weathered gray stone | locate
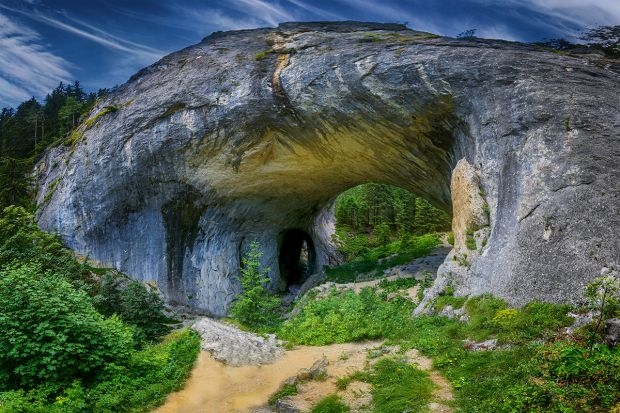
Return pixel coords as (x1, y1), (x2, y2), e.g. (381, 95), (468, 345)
(192, 317), (283, 366)
(275, 397), (300, 413)
(604, 318), (620, 346)
(35, 22), (620, 315)
(296, 357), (328, 381)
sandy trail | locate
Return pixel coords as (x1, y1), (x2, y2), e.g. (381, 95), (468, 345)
(154, 341), (454, 413)
(153, 342), (380, 413)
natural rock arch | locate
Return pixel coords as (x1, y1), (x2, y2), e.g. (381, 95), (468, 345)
(36, 22), (620, 316)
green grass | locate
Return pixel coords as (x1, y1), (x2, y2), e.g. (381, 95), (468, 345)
(367, 358), (434, 413)
(268, 383), (298, 406)
(336, 357), (435, 413)
(278, 287), (416, 345)
(465, 231), (477, 250)
(310, 394), (349, 413)
(254, 49), (273, 60)
(377, 276), (418, 292)
(279, 284), (620, 412)
(326, 233), (440, 283)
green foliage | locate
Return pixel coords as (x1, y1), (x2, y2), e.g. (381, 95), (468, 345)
(279, 287), (416, 345)
(0, 157), (32, 209)
(465, 230), (476, 250)
(229, 241), (281, 328)
(326, 233), (440, 283)
(447, 231), (455, 245)
(334, 183), (450, 240)
(254, 49), (274, 60)
(93, 274), (175, 344)
(279, 280), (610, 412)
(0, 206), (198, 411)
(373, 222), (391, 246)
(0, 329), (200, 413)
(585, 273), (620, 355)
(268, 383), (298, 405)
(0, 206), (84, 283)
(586, 274), (620, 318)
(412, 198), (451, 235)
(83, 105), (118, 129)
(310, 394), (350, 413)
(377, 276), (418, 292)
(1, 206), (174, 344)
(367, 358), (434, 413)
(0, 81), (110, 210)
(0, 263), (134, 390)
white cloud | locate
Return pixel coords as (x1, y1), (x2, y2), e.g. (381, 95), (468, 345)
(284, 0), (345, 20)
(468, 0), (620, 40)
(0, 4), (165, 62)
(231, 0), (295, 26)
(525, 0), (620, 25)
(476, 25), (520, 41)
(0, 13), (72, 108)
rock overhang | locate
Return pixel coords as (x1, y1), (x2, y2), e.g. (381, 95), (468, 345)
(35, 21), (620, 315)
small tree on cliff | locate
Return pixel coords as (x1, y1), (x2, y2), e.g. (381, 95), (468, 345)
(230, 241), (281, 328)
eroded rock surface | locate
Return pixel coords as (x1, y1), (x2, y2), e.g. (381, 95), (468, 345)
(192, 318), (283, 366)
(36, 21), (620, 314)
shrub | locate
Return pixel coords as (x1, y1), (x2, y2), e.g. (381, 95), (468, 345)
(0, 206), (83, 282)
(93, 273), (174, 344)
(279, 288), (416, 345)
(0, 263), (134, 390)
(229, 241), (281, 328)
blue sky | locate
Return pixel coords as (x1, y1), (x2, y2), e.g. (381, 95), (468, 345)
(1, 0), (619, 108)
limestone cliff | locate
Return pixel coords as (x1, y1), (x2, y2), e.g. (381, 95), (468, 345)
(35, 22), (620, 316)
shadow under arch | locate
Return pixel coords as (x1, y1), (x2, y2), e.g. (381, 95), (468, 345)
(278, 229), (316, 290)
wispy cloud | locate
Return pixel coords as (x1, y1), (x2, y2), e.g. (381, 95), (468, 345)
(467, 0), (620, 40)
(173, 0), (343, 35)
(231, 0), (295, 26)
(284, 0), (344, 20)
(0, 13), (72, 108)
(0, 3), (165, 62)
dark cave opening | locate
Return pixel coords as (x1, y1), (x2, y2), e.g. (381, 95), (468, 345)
(279, 229), (316, 290)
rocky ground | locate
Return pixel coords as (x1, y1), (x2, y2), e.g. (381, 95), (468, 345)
(264, 344), (454, 413)
(192, 318), (284, 366)
(172, 247), (455, 412)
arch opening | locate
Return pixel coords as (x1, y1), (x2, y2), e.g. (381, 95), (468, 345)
(279, 229), (316, 290)
(334, 182), (451, 241)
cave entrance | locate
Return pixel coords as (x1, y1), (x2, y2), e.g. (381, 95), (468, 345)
(279, 229), (316, 290)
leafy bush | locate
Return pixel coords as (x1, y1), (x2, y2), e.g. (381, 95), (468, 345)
(1, 206), (175, 344)
(94, 273), (174, 344)
(0, 206), (200, 411)
(0, 206), (83, 283)
(0, 263), (134, 390)
(279, 288), (416, 345)
(0, 329), (200, 413)
(229, 241), (281, 328)
(310, 394), (349, 413)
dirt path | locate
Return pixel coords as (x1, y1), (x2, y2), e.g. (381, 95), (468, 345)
(152, 342), (380, 413)
(155, 245), (455, 412)
(153, 341), (454, 413)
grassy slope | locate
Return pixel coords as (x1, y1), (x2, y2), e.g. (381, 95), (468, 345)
(277, 239), (620, 413)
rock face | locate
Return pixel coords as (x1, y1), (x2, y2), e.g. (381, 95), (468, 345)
(192, 318), (283, 365)
(35, 22), (620, 315)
